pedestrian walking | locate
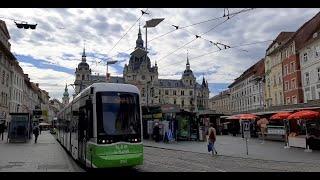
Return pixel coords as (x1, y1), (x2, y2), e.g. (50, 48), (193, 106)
(153, 123), (160, 142)
(257, 118), (269, 144)
(39, 125), (42, 134)
(33, 125), (40, 143)
(0, 122), (4, 141)
(207, 123), (217, 156)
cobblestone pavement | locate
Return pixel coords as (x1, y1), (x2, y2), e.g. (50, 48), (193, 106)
(143, 135), (320, 163)
(0, 131), (83, 172)
(136, 146), (320, 172)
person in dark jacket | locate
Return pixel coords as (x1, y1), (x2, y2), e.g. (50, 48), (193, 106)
(33, 125), (40, 143)
(0, 122), (4, 141)
(153, 123), (160, 142)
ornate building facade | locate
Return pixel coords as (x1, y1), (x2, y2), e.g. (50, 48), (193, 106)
(73, 27), (210, 112)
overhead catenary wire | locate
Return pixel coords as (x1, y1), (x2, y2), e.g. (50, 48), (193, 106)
(159, 39), (273, 73)
(156, 9), (250, 63)
(105, 8), (149, 60)
(148, 8), (254, 43)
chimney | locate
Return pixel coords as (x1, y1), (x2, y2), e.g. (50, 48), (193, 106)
(36, 83), (39, 87)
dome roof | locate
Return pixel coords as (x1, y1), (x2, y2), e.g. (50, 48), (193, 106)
(63, 90), (69, 97)
(78, 61), (89, 69)
(183, 69), (194, 77)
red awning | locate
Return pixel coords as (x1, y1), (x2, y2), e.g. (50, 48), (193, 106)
(227, 114), (258, 120)
(287, 110), (319, 120)
(270, 112), (292, 120)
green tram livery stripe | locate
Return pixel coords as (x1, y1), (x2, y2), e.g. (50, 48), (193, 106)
(86, 142), (143, 168)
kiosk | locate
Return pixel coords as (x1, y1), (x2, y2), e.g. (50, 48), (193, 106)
(8, 113), (31, 143)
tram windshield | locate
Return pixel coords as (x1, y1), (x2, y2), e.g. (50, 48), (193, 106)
(97, 92), (141, 136)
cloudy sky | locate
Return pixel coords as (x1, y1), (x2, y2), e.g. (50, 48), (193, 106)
(1, 8), (319, 102)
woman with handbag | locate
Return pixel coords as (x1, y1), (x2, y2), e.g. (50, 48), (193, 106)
(207, 123), (218, 156)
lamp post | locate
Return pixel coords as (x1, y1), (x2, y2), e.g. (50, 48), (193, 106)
(142, 18), (164, 112)
(143, 18), (164, 54)
(106, 60), (118, 82)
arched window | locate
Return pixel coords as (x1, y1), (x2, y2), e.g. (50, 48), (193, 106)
(82, 75), (85, 80)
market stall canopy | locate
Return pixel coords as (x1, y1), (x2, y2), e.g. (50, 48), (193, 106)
(227, 114), (258, 120)
(270, 112), (292, 120)
(39, 122), (50, 126)
(287, 110), (319, 120)
(257, 118), (269, 126)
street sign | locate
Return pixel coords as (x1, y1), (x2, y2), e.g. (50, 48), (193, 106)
(242, 120), (251, 155)
(243, 121), (251, 138)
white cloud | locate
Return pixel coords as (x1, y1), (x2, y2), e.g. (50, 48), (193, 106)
(2, 8), (320, 97)
(19, 62), (75, 101)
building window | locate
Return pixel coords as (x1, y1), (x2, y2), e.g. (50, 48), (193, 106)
(173, 90), (176, 95)
(292, 96), (297, 104)
(2, 71), (4, 84)
(165, 90), (169, 95)
(82, 75), (85, 80)
(305, 72), (310, 86)
(303, 53), (308, 62)
(141, 75), (145, 80)
(291, 79), (296, 89)
(181, 100), (184, 107)
(159, 90), (161, 95)
(174, 99), (176, 104)
(278, 73), (282, 85)
(316, 46), (320, 57)
(189, 90), (193, 96)
(290, 62), (295, 73)
(285, 81), (289, 91)
(318, 68), (320, 81)
(6, 74), (8, 87)
(286, 97), (291, 104)
(181, 90), (184, 96)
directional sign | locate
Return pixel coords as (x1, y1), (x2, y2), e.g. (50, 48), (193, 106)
(243, 121), (251, 138)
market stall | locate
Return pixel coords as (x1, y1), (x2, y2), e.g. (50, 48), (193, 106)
(228, 114), (258, 138)
(268, 112), (292, 146)
(198, 110), (224, 138)
(287, 110), (319, 152)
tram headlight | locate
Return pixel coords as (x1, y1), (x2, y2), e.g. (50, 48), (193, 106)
(134, 139), (138, 142)
(102, 140), (105, 144)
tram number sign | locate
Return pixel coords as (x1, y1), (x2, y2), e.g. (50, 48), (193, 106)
(243, 121), (250, 138)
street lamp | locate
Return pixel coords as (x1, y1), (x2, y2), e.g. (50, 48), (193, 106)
(143, 18), (165, 54)
(106, 60), (118, 82)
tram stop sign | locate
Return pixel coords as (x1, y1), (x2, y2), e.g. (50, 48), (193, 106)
(243, 121), (251, 138)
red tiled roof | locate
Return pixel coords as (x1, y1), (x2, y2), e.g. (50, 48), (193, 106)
(293, 12), (320, 51)
(266, 32), (295, 52)
(228, 58), (265, 88)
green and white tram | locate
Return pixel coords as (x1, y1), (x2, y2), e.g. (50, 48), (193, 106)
(56, 83), (143, 168)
